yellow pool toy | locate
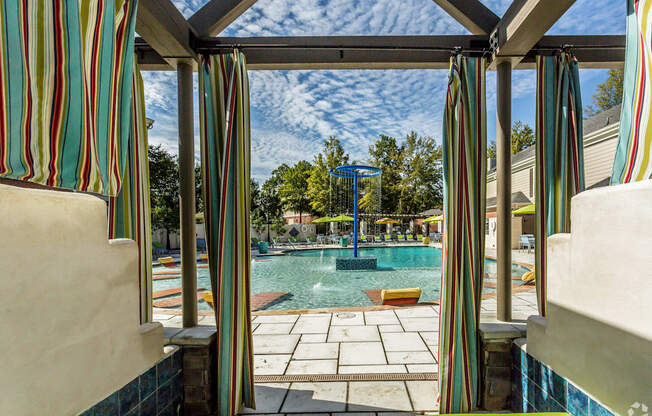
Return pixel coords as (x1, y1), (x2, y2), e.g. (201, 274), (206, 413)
(521, 268), (535, 283)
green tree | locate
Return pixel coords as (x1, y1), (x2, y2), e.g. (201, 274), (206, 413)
(307, 137), (350, 216)
(261, 163), (289, 219)
(278, 160), (312, 223)
(585, 68), (624, 117)
(487, 121), (536, 158)
(148, 145), (179, 249)
(400, 132), (443, 213)
(368, 135), (405, 213)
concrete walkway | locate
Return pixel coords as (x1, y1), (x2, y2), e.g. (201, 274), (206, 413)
(156, 288), (538, 414)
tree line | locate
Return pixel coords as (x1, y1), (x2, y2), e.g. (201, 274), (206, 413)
(249, 132), (444, 232)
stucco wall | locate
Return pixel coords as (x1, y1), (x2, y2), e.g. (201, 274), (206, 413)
(0, 185), (164, 415)
(527, 180), (652, 414)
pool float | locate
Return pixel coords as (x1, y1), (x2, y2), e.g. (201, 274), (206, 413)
(521, 268), (535, 283)
(381, 288), (422, 305)
(157, 256), (177, 268)
(202, 291), (214, 309)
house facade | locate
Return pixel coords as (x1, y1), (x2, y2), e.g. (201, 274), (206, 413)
(486, 106), (621, 248)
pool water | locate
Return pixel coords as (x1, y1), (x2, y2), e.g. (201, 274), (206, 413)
(153, 246), (531, 311)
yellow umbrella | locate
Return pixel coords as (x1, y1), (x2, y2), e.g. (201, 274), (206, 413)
(331, 214), (354, 222)
(312, 216), (332, 223)
(423, 215), (443, 223)
(512, 204), (535, 215)
(375, 217), (399, 224)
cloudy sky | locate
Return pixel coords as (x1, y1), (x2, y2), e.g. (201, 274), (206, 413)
(142, 0), (625, 182)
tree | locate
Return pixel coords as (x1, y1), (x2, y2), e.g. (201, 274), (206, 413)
(487, 121), (536, 158)
(307, 137), (350, 216)
(400, 132), (443, 213)
(148, 145), (179, 249)
(368, 135), (405, 213)
(278, 160), (312, 223)
(585, 68), (624, 117)
(260, 163), (289, 219)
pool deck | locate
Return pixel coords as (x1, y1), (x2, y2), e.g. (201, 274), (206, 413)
(155, 286), (537, 414)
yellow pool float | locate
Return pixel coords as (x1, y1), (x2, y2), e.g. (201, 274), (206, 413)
(521, 268), (535, 283)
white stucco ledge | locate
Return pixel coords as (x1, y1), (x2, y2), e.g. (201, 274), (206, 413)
(0, 184), (165, 415)
(479, 322), (527, 340)
(167, 325), (218, 346)
(140, 321), (164, 335)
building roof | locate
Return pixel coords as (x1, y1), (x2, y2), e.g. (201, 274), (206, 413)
(486, 191), (532, 210)
(418, 208), (443, 216)
(489, 105), (622, 174)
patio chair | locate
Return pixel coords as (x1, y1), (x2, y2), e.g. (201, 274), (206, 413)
(406, 233), (413, 241)
(520, 234), (533, 253)
(384, 234), (392, 242)
(375, 235), (382, 243)
(416, 234), (424, 242)
(306, 236), (314, 245)
(527, 234), (535, 249)
(360, 235), (367, 243)
(397, 234), (406, 242)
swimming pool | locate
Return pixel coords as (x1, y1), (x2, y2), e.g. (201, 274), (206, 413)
(152, 246), (531, 311)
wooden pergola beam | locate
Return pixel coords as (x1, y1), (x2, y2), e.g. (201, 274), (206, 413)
(432, 0), (500, 35)
(489, 0), (577, 68)
(136, 0), (197, 68)
(188, 0), (258, 37)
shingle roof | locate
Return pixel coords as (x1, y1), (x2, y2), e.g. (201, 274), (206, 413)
(418, 208), (443, 216)
(486, 191), (532, 209)
(488, 105), (622, 174)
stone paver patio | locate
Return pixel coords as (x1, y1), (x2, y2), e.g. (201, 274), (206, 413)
(156, 288), (538, 414)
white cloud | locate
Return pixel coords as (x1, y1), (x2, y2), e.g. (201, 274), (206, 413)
(142, 0), (624, 179)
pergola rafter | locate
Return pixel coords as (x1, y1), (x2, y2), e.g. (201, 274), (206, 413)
(189, 0), (259, 37)
(488, 0), (577, 68)
(135, 0), (196, 68)
(431, 0), (500, 35)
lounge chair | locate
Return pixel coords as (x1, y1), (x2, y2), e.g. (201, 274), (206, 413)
(397, 234), (406, 242)
(384, 234), (392, 242)
(416, 234), (423, 242)
(306, 236), (314, 245)
(360, 235), (367, 243)
(375, 235), (382, 243)
(406, 234), (413, 241)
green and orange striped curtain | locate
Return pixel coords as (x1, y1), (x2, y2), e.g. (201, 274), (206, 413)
(439, 55), (487, 413)
(199, 51), (255, 416)
(535, 53), (585, 317)
(0, 0), (138, 196)
(108, 59), (152, 324)
(611, 0), (652, 184)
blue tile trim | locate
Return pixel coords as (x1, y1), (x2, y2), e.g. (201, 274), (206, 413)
(510, 341), (614, 416)
(77, 348), (183, 416)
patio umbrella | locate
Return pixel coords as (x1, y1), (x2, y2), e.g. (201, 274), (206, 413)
(375, 217), (398, 224)
(512, 204), (535, 215)
(331, 214), (354, 222)
(423, 215), (443, 222)
(312, 216), (332, 223)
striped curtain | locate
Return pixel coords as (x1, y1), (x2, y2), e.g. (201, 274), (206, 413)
(0, 0), (138, 196)
(199, 51), (255, 416)
(108, 59), (152, 324)
(438, 55), (487, 413)
(535, 53), (585, 317)
(611, 0), (652, 184)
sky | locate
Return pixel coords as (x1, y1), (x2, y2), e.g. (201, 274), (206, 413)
(142, 0), (626, 182)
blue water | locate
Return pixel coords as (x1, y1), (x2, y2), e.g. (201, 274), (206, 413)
(153, 246), (531, 311)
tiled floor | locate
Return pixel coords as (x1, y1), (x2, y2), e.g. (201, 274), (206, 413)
(156, 288), (539, 414)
